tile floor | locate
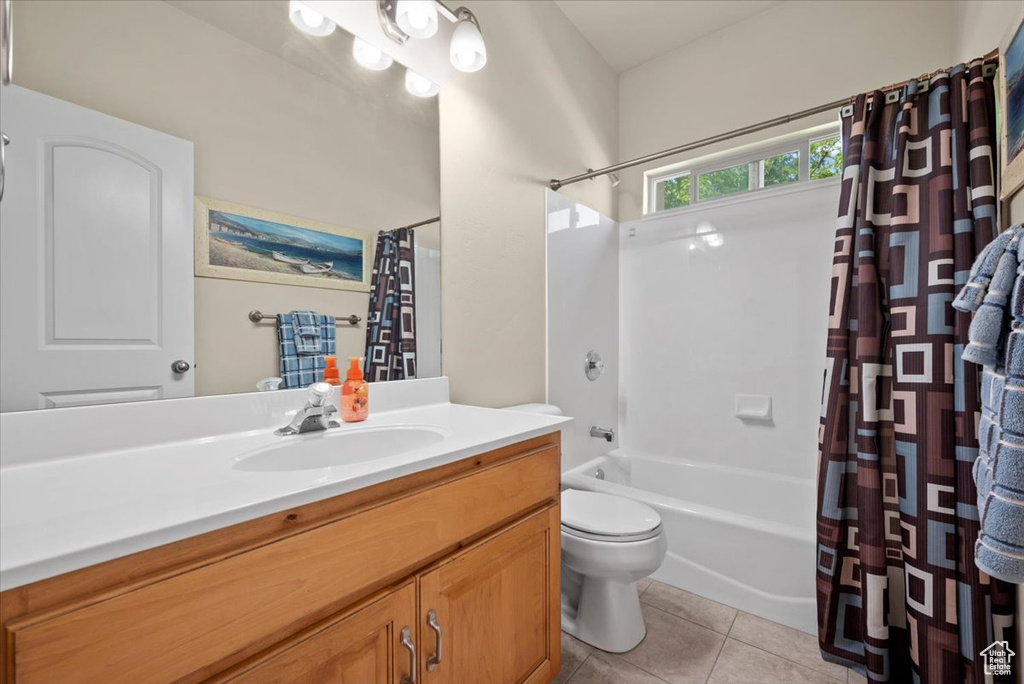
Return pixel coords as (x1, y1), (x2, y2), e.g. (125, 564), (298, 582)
(553, 579), (864, 684)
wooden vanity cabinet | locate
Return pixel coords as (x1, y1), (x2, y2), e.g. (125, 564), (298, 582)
(418, 507), (559, 684)
(0, 432), (562, 684)
(220, 581), (418, 684)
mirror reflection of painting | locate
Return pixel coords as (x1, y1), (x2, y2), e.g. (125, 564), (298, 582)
(208, 210), (364, 284)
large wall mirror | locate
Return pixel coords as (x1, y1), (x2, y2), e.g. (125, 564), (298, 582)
(0, 0), (441, 411)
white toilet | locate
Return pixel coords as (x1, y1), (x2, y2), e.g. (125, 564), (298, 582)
(501, 403), (668, 653)
(560, 489), (667, 652)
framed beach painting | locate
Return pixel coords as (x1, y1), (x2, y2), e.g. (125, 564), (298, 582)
(1001, 9), (1024, 199)
(194, 197), (372, 292)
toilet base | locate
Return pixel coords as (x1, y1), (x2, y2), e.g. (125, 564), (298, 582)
(561, 576), (646, 653)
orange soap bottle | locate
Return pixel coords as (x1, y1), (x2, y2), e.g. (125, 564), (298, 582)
(340, 357), (368, 423)
(322, 356), (340, 386)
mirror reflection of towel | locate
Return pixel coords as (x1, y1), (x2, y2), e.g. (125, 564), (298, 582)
(276, 312), (337, 389)
(290, 311), (322, 355)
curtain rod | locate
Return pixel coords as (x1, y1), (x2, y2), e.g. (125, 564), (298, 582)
(549, 50), (1000, 191)
(398, 216), (441, 230)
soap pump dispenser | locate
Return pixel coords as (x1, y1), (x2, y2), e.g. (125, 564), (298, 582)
(322, 356), (340, 386)
(341, 357), (368, 423)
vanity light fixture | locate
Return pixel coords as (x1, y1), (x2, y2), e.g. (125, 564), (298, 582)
(352, 37), (394, 71)
(377, 1), (488, 75)
(288, 0), (336, 37)
(395, 0), (439, 40)
(404, 68), (440, 97)
(449, 7), (486, 72)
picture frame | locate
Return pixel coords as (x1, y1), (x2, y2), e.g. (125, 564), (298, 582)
(1000, 8), (1024, 200)
(194, 196), (372, 293)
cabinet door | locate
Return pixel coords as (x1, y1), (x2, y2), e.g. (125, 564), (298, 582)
(418, 506), (560, 684)
(223, 581), (417, 684)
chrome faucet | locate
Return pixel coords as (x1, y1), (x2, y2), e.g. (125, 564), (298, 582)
(590, 426), (615, 442)
(276, 382), (340, 436)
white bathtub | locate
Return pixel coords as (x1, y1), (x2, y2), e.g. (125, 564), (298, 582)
(561, 450), (817, 634)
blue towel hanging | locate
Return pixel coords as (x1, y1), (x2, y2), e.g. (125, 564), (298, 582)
(277, 311), (337, 389)
(954, 225), (1024, 584)
(290, 310), (322, 355)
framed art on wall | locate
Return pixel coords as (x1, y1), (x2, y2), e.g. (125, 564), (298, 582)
(1000, 9), (1024, 199)
(194, 197), (372, 292)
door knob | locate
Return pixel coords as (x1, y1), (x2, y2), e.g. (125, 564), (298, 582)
(171, 360), (191, 374)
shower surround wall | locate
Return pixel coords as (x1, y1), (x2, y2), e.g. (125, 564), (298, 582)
(620, 182), (839, 481)
(546, 190), (619, 473)
(545, 180), (840, 631)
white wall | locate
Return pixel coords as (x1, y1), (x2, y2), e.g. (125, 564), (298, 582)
(620, 183), (838, 480)
(439, 0), (618, 408)
(546, 191), (619, 472)
(953, 0), (1022, 63)
(617, 1), (961, 221)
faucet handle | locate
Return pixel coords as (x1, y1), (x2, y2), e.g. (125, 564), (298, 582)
(306, 382), (333, 407)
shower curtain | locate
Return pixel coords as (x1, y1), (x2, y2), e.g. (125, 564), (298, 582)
(816, 60), (1016, 683)
(364, 228), (417, 382)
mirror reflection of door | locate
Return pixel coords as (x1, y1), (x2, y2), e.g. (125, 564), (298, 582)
(0, 86), (195, 412)
(0, 0), (441, 411)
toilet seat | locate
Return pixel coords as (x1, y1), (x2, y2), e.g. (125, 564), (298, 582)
(560, 523), (663, 543)
(561, 489), (662, 543)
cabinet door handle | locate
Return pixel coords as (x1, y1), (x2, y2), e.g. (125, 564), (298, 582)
(426, 609), (443, 672)
(400, 626), (416, 684)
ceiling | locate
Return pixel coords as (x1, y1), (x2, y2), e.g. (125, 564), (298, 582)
(554, 0), (783, 73)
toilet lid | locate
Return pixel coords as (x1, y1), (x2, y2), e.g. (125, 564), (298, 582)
(561, 489), (661, 539)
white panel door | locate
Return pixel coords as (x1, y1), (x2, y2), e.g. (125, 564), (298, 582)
(0, 85), (194, 411)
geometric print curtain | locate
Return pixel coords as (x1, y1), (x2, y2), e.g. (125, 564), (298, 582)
(363, 228), (417, 382)
(816, 60), (1016, 683)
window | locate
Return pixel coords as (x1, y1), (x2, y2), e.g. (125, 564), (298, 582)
(698, 163), (749, 201)
(654, 174), (692, 211)
(646, 126), (843, 214)
(760, 150), (799, 187)
(809, 135), (842, 181)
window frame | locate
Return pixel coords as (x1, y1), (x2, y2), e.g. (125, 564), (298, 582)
(646, 124), (841, 215)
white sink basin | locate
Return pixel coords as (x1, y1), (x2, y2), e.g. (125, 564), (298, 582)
(234, 425), (449, 472)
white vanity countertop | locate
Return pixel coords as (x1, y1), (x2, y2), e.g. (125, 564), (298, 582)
(0, 380), (569, 591)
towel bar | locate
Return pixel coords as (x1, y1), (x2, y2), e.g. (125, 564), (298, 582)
(248, 310), (361, 326)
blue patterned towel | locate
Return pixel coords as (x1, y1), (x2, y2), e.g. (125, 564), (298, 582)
(277, 311), (336, 389)
(954, 225), (1024, 584)
(290, 310), (322, 354)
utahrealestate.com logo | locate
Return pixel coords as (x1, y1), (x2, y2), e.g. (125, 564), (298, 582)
(980, 641), (1015, 676)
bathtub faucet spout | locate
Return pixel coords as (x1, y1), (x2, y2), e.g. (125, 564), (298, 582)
(590, 426), (615, 442)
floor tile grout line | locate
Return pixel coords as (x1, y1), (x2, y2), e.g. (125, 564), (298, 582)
(564, 587), (847, 684)
(641, 601), (736, 637)
(725, 609), (739, 635)
(704, 631), (730, 684)
(605, 651), (674, 684)
(724, 634), (848, 682)
(561, 650), (592, 684)
(640, 581), (736, 617)
(727, 611), (849, 680)
(611, 603), (728, 684)
(639, 583), (738, 636)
